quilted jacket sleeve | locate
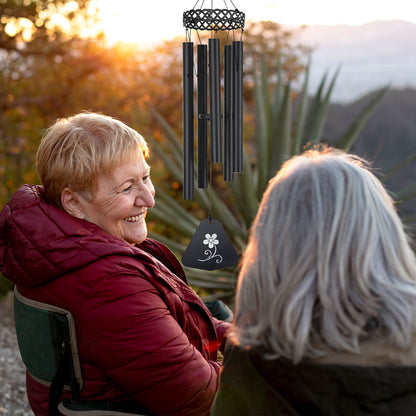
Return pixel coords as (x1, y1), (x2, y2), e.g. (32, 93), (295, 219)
(82, 269), (221, 416)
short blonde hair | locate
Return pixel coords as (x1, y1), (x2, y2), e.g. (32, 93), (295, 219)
(232, 147), (416, 363)
(36, 112), (148, 207)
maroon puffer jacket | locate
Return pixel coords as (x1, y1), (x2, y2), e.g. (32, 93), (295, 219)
(0, 185), (230, 416)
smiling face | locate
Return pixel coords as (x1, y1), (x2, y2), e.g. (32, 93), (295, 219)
(74, 154), (155, 245)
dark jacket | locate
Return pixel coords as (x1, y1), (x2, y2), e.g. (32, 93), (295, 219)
(211, 343), (416, 416)
(0, 184), (230, 416)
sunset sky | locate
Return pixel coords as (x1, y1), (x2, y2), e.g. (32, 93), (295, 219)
(97, 0), (416, 45)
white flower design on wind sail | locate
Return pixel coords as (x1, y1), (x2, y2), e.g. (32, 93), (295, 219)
(198, 233), (223, 264)
(203, 233), (219, 249)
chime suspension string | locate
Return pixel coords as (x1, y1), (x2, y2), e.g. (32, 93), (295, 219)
(208, 28), (215, 222)
(193, 0), (202, 9)
(208, 156), (213, 222)
(225, 27), (230, 46)
(194, 36), (199, 78)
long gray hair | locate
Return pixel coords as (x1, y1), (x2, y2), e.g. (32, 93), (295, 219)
(232, 147), (416, 363)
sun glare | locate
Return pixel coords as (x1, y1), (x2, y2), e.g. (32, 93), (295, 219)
(96, 0), (183, 47)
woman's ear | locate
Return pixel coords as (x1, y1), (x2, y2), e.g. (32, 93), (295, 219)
(61, 187), (85, 219)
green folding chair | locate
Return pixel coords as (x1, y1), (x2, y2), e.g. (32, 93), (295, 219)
(13, 287), (148, 416)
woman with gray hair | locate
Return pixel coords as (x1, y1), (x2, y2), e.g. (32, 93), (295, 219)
(211, 147), (416, 416)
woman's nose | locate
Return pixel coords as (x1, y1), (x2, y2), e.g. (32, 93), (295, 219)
(136, 184), (155, 208)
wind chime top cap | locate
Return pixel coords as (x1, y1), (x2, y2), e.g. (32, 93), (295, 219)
(183, 7), (245, 31)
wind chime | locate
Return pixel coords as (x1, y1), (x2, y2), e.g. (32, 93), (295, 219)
(181, 0), (245, 271)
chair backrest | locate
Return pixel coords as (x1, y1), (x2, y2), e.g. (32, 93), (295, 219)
(13, 287), (148, 416)
(13, 286), (83, 394)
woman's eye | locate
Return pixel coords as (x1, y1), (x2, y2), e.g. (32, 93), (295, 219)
(143, 175), (151, 182)
(122, 186), (132, 194)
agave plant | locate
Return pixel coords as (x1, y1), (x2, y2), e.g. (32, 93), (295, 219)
(145, 57), (388, 299)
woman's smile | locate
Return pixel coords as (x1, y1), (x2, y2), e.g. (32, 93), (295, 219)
(74, 155), (155, 244)
(124, 212), (146, 222)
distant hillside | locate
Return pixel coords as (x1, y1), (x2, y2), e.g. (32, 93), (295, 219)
(324, 87), (416, 221)
(288, 20), (416, 103)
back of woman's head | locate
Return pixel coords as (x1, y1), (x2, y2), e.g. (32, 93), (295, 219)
(36, 112), (148, 207)
(233, 146), (416, 362)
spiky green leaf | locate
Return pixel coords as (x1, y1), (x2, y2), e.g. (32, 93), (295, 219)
(292, 56), (311, 155)
(336, 86), (389, 151)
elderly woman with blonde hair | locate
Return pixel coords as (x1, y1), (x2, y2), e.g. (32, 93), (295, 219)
(0, 112), (230, 416)
(211, 147), (416, 416)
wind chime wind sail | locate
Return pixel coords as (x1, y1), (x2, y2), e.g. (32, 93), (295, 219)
(181, 0), (244, 271)
(182, 0), (245, 200)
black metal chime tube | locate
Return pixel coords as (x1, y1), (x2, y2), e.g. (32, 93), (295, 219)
(232, 40), (244, 172)
(183, 41), (194, 200)
(209, 38), (222, 163)
(224, 44), (234, 181)
(197, 44), (208, 188)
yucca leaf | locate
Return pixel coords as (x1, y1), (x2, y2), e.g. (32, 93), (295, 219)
(336, 86), (389, 151)
(229, 150), (259, 230)
(399, 192), (416, 204)
(201, 290), (236, 302)
(395, 183), (416, 201)
(254, 63), (271, 199)
(403, 213), (416, 225)
(382, 153), (416, 182)
(186, 278), (237, 290)
(148, 104), (183, 158)
(309, 65), (341, 144)
(271, 54), (284, 118)
(261, 58), (271, 123)
(155, 188), (200, 229)
(185, 268), (237, 282)
(303, 69), (328, 143)
(292, 56), (311, 155)
(269, 82), (292, 177)
(185, 268), (238, 290)
(148, 137), (182, 182)
(149, 204), (196, 237)
(147, 231), (188, 254)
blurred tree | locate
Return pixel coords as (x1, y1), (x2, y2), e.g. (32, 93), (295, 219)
(0, 0), (100, 202)
(0, 1), (156, 206)
(243, 20), (310, 82)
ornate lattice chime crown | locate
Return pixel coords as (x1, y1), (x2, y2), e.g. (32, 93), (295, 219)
(182, 0), (245, 200)
(181, 1), (244, 271)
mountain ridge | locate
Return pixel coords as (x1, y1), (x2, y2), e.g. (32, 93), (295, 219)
(286, 20), (416, 103)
